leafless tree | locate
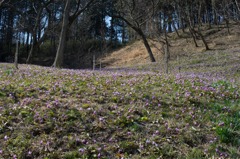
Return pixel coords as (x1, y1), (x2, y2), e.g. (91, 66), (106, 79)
(109, 0), (161, 62)
(26, 0), (53, 63)
(53, 0), (95, 67)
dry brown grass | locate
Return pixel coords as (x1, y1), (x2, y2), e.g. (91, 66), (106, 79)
(101, 23), (240, 68)
(101, 40), (163, 67)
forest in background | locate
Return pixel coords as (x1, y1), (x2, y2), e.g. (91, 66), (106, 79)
(0, 0), (239, 68)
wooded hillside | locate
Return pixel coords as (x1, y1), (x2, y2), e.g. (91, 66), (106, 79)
(0, 0), (239, 68)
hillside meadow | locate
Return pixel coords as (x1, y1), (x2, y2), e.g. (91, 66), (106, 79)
(0, 62), (239, 159)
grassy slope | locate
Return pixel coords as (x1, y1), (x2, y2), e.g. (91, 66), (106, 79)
(0, 23), (240, 159)
(101, 23), (240, 71)
(0, 63), (239, 159)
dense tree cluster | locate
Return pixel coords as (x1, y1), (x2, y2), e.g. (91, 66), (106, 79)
(0, 0), (239, 68)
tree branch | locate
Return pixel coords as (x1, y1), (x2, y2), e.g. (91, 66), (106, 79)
(0, 0), (4, 7)
(69, 0), (95, 26)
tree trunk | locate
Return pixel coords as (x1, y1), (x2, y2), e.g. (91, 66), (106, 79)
(137, 29), (156, 62)
(225, 12), (231, 35)
(164, 28), (170, 74)
(158, 12), (162, 33)
(122, 21), (126, 44)
(189, 28), (198, 47)
(26, 41), (35, 64)
(26, 7), (43, 64)
(168, 24), (172, 33)
(173, 23), (180, 38)
(6, 9), (14, 54)
(186, 10), (200, 47)
(196, 28), (210, 50)
(198, 2), (202, 26)
(53, 0), (70, 68)
(235, 0), (240, 20)
(181, 18), (185, 32)
(14, 41), (19, 69)
(235, 0), (240, 13)
(212, 0), (218, 25)
(0, 0), (5, 7)
(26, 28), (48, 64)
(26, 32), (29, 54)
(110, 17), (114, 44)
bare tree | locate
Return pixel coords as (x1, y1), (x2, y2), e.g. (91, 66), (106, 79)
(151, 2), (172, 73)
(53, 0), (95, 68)
(109, 0), (160, 62)
(178, 1), (210, 50)
(24, 0), (54, 64)
(52, 0), (70, 68)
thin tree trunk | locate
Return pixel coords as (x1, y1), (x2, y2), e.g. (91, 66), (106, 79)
(158, 12), (162, 32)
(122, 21), (126, 44)
(26, 32), (29, 55)
(0, 0), (4, 7)
(187, 10), (199, 47)
(212, 0), (218, 25)
(53, 0), (94, 67)
(53, 0), (70, 68)
(168, 21), (172, 33)
(181, 18), (185, 32)
(200, 33), (210, 50)
(26, 41), (35, 64)
(164, 27), (170, 74)
(110, 17), (114, 44)
(137, 29), (156, 62)
(173, 23), (180, 38)
(14, 41), (19, 69)
(6, 9), (14, 54)
(235, 0), (240, 13)
(196, 28), (210, 50)
(198, 2), (202, 26)
(225, 14), (231, 35)
(189, 28), (198, 47)
(26, 7), (43, 64)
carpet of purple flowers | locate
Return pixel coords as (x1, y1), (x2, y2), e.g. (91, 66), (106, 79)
(0, 62), (239, 158)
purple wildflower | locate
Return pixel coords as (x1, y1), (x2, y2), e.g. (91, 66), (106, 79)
(4, 135), (8, 140)
(218, 122), (225, 127)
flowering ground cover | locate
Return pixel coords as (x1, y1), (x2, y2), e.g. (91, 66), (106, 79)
(0, 63), (239, 159)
